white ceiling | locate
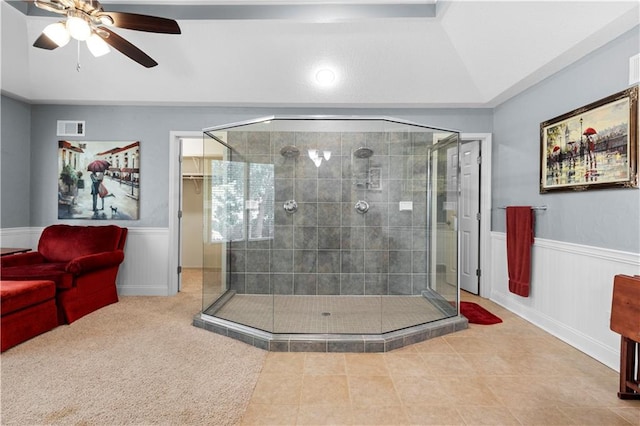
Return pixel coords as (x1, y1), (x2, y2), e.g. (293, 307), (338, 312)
(1, 0), (638, 107)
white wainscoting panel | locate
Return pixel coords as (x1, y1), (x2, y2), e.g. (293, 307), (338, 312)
(118, 228), (171, 296)
(0, 227), (41, 250)
(490, 232), (640, 371)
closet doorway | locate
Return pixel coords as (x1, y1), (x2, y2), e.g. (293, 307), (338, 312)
(180, 138), (205, 292)
(178, 137), (224, 295)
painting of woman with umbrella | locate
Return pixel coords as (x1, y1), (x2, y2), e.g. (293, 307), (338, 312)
(583, 127), (597, 169)
(57, 140), (140, 219)
(88, 160), (115, 213)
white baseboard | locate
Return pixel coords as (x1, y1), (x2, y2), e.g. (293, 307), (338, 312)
(490, 232), (640, 371)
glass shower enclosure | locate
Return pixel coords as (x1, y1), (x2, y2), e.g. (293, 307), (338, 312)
(193, 116), (466, 352)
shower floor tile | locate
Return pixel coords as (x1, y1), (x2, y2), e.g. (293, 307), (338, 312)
(213, 294), (447, 334)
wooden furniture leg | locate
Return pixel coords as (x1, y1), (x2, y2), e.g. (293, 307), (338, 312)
(618, 336), (640, 399)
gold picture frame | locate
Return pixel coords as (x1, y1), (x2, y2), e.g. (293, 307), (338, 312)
(540, 86), (638, 193)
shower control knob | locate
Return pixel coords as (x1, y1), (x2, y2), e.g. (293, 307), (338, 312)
(283, 199), (298, 214)
(354, 200), (369, 214)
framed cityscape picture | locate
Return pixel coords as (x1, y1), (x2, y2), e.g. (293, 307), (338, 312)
(58, 140), (140, 220)
(540, 86), (638, 193)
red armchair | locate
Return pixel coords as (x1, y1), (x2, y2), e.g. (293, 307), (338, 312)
(0, 225), (127, 324)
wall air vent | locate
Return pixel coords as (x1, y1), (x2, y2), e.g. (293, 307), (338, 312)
(57, 120), (85, 137)
(630, 53), (640, 85)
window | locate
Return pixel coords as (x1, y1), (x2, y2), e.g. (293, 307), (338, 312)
(209, 160), (274, 242)
(248, 163), (274, 240)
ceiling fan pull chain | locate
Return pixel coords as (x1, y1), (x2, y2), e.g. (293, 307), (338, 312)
(76, 40), (81, 72)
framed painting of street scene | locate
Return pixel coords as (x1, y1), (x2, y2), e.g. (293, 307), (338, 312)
(58, 140), (140, 220)
(540, 86), (638, 193)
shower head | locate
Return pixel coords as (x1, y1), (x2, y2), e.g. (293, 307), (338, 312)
(353, 147), (374, 159)
(280, 145), (300, 158)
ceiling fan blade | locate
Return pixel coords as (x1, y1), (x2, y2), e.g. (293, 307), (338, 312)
(98, 29), (158, 68)
(100, 12), (181, 34)
(33, 33), (59, 50)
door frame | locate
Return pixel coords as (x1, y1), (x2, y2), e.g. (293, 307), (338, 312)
(460, 133), (492, 299)
(168, 130), (202, 295)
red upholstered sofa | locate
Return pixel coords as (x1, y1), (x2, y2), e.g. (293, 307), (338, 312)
(0, 225), (127, 324)
(1, 280), (58, 352)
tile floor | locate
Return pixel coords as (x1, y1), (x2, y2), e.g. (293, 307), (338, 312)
(240, 293), (640, 425)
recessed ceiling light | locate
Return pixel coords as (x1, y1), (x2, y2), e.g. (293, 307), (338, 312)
(315, 68), (336, 86)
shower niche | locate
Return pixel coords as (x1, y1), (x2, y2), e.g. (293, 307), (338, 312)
(193, 116), (467, 352)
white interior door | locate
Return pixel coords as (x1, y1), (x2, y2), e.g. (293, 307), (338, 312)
(445, 145), (458, 286)
(459, 140), (481, 294)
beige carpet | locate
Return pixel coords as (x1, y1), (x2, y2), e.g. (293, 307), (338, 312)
(0, 273), (267, 425)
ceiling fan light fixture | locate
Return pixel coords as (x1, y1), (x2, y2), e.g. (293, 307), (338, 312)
(66, 15), (92, 41)
(99, 15), (114, 26)
(43, 22), (70, 47)
(86, 33), (110, 57)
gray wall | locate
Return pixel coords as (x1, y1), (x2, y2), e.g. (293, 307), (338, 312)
(224, 129), (440, 298)
(492, 26), (640, 253)
(9, 103), (491, 228)
(1, 96), (31, 228)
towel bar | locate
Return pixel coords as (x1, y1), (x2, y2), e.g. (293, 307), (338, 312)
(498, 206), (547, 210)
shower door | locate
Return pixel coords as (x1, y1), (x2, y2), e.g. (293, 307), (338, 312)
(201, 132), (235, 315)
(428, 134), (459, 303)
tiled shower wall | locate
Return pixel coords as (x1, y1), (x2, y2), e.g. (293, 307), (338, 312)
(226, 130), (431, 296)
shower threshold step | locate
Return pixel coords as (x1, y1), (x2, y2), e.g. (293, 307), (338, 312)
(193, 313), (468, 352)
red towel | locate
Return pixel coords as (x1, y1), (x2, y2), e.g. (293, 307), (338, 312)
(506, 206), (534, 297)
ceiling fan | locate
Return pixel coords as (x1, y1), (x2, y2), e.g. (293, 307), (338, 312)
(28, 0), (181, 68)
